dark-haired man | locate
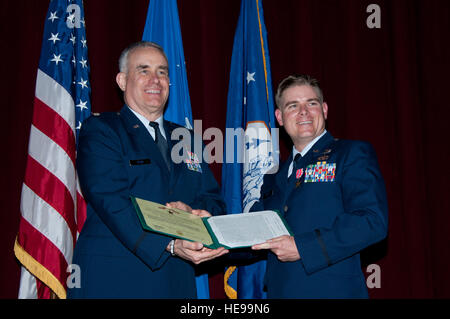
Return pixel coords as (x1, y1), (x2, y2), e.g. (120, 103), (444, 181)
(252, 74), (388, 298)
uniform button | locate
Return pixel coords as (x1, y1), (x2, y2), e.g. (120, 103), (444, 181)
(284, 205), (288, 212)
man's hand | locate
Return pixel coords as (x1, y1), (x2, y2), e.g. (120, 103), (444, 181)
(165, 202), (222, 263)
(166, 201), (193, 212)
(191, 209), (212, 218)
(168, 239), (229, 265)
(252, 235), (300, 262)
(166, 201), (212, 218)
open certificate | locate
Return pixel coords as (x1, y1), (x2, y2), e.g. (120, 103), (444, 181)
(131, 196), (293, 249)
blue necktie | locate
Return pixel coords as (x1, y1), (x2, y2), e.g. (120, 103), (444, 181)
(149, 121), (170, 171)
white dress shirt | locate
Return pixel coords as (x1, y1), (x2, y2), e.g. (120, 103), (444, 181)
(287, 129), (327, 178)
(128, 107), (167, 141)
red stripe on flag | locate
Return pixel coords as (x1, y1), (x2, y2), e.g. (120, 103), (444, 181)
(17, 217), (68, 291)
(32, 97), (76, 165)
(24, 156), (77, 243)
(36, 279), (52, 299)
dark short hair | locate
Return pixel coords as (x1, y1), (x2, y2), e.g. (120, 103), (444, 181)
(118, 41), (168, 73)
(275, 74), (324, 108)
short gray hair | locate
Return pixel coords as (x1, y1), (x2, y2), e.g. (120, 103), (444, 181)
(118, 41), (168, 73)
(275, 74), (324, 108)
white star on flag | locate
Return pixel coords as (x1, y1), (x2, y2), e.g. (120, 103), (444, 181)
(48, 33), (61, 44)
(67, 13), (76, 25)
(79, 58), (88, 68)
(77, 78), (88, 89)
(76, 100), (88, 111)
(50, 54), (63, 65)
(48, 12), (58, 22)
(247, 71), (256, 84)
(70, 34), (76, 45)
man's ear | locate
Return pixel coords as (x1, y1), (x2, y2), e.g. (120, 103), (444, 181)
(322, 102), (328, 120)
(116, 72), (126, 92)
(275, 108), (284, 126)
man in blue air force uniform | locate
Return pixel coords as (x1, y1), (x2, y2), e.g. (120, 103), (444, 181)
(68, 42), (228, 298)
(251, 74), (388, 298)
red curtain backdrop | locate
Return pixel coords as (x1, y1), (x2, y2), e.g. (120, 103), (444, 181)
(1, 0), (449, 298)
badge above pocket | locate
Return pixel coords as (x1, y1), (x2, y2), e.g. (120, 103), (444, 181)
(183, 151), (202, 173)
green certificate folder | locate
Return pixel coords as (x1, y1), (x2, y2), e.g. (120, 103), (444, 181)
(131, 196), (293, 249)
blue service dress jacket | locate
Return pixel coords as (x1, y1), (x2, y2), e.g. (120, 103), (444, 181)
(68, 105), (225, 298)
(253, 131), (388, 298)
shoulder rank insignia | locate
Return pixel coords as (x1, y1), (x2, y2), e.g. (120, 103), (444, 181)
(304, 161), (336, 183)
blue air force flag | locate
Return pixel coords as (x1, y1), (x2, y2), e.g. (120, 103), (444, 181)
(142, 0), (209, 299)
(222, 0), (279, 299)
(142, 0), (193, 129)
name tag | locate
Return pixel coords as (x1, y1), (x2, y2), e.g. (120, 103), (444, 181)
(129, 158), (151, 166)
(183, 151), (202, 173)
(304, 161), (336, 183)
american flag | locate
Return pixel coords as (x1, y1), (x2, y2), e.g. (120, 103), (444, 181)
(14, 0), (91, 299)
